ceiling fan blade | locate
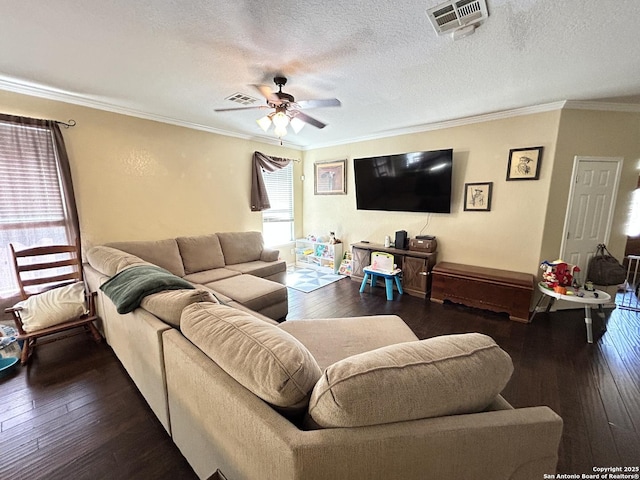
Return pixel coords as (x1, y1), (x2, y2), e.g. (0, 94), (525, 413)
(294, 111), (327, 129)
(296, 98), (341, 109)
(252, 84), (279, 103)
(214, 105), (267, 112)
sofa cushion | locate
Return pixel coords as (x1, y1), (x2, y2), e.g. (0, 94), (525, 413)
(181, 303), (321, 410)
(100, 265), (194, 314)
(307, 333), (513, 428)
(217, 231), (264, 265)
(106, 239), (185, 277)
(140, 288), (218, 328)
(182, 268), (241, 285)
(279, 316), (418, 371)
(260, 248), (280, 262)
(206, 275), (287, 314)
(225, 260), (286, 279)
(176, 234), (226, 274)
(86, 246), (149, 276)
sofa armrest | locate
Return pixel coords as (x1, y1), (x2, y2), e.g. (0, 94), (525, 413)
(260, 248), (280, 262)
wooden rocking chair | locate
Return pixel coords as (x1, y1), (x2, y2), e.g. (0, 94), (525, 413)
(4, 241), (102, 365)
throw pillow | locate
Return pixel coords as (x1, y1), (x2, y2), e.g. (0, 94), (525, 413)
(15, 282), (87, 333)
(181, 302), (321, 410)
(307, 333), (513, 428)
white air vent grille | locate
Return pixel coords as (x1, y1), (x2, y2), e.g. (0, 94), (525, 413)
(225, 93), (259, 105)
(427, 0), (488, 35)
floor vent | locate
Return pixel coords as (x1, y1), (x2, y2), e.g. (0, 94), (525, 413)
(426, 0), (488, 35)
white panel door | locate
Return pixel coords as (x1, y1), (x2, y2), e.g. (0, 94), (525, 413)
(562, 157), (623, 281)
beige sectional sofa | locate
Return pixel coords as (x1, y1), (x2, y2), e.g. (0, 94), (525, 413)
(84, 232), (563, 480)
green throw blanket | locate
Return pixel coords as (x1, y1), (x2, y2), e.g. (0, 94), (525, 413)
(100, 265), (194, 314)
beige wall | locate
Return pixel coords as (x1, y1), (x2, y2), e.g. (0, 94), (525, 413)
(3, 89), (638, 277)
(540, 108), (640, 266)
(0, 90), (302, 260)
(302, 111), (562, 275)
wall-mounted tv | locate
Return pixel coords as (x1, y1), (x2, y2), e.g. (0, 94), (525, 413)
(353, 149), (453, 213)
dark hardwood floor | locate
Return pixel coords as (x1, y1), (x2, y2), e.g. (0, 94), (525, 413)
(1, 277), (639, 479)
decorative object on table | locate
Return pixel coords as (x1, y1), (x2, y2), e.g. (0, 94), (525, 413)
(409, 236), (438, 253)
(506, 146), (543, 181)
(540, 259), (580, 289)
(586, 244), (627, 286)
(463, 182), (493, 211)
(314, 159), (347, 195)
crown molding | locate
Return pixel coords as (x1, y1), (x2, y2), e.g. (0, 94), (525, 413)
(563, 100), (640, 113)
(0, 75), (304, 150)
(304, 102), (568, 150)
(3, 75), (638, 152)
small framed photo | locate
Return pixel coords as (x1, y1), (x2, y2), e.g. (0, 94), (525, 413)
(464, 182), (493, 211)
(314, 159), (347, 195)
(506, 146), (543, 181)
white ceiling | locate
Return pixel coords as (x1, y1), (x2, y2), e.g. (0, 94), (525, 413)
(2, 0), (640, 149)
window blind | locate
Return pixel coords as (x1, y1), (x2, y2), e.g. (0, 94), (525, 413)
(262, 163), (293, 224)
(0, 121), (66, 227)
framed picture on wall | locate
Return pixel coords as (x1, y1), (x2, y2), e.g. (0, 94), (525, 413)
(314, 159), (347, 195)
(464, 182), (493, 211)
(506, 146), (543, 181)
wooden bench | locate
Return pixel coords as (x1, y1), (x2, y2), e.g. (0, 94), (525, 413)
(430, 262), (534, 323)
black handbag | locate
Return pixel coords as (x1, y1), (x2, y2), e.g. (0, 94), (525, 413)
(586, 244), (627, 286)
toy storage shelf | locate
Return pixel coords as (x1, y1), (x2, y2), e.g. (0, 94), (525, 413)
(295, 239), (343, 274)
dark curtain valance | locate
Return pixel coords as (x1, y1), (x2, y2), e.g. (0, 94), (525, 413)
(251, 151), (292, 212)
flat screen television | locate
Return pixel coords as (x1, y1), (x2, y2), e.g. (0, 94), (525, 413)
(353, 149), (453, 213)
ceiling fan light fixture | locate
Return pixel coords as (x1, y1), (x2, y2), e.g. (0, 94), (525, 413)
(273, 125), (288, 139)
(290, 116), (305, 134)
(256, 115), (272, 132)
(272, 111), (290, 129)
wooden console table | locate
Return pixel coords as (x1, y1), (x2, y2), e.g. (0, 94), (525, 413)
(351, 242), (438, 298)
(430, 262), (534, 323)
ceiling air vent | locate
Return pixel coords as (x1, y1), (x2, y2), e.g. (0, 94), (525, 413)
(426, 0), (488, 36)
(225, 93), (259, 106)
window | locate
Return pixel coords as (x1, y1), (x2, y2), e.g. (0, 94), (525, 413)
(262, 162), (294, 245)
(628, 185), (640, 237)
(0, 118), (73, 296)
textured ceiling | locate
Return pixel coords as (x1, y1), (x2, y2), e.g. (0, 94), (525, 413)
(2, 0), (640, 148)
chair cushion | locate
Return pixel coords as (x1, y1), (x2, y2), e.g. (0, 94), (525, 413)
(181, 302), (321, 410)
(100, 265), (194, 314)
(176, 234), (226, 274)
(307, 333), (513, 428)
(15, 282), (87, 333)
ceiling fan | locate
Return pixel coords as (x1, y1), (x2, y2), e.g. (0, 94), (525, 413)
(215, 76), (341, 141)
